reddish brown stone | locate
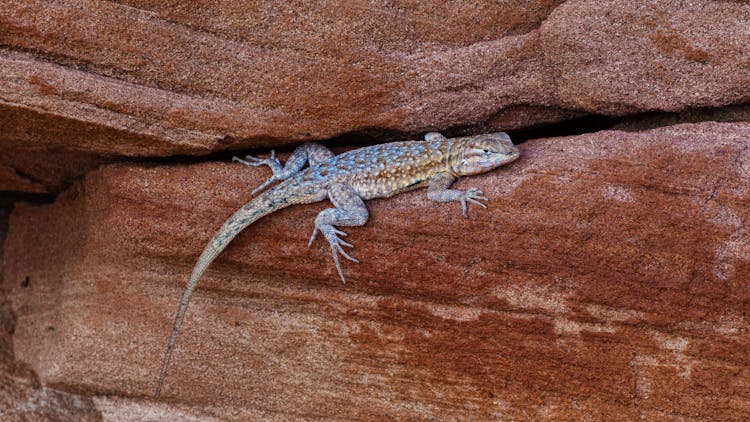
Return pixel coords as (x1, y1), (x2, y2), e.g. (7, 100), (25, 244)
(2, 0), (749, 192)
(0, 164), (46, 194)
(0, 360), (101, 421)
(3, 122), (749, 419)
(0, 248), (100, 420)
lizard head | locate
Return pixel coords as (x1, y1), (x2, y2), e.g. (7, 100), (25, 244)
(450, 132), (520, 177)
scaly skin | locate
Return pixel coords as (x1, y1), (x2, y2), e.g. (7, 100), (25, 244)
(155, 131), (519, 398)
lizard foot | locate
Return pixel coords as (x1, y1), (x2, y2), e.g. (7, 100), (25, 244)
(232, 150), (280, 168)
(232, 151), (283, 195)
(459, 188), (488, 218)
(308, 226), (358, 284)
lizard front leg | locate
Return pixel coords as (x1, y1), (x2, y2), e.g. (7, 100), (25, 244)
(308, 183), (369, 283)
(427, 172), (488, 218)
(233, 143), (335, 195)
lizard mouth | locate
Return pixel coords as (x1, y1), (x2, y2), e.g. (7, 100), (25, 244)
(480, 151), (520, 166)
(468, 154), (519, 174)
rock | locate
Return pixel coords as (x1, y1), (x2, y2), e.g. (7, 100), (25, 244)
(0, 165), (46, 194)
(3, 122), (749, 419)
(0, 201), (100, 421)
(2, 0), (749, 192)
(0, 364), (101, 421)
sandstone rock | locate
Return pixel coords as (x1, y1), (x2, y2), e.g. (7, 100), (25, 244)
(0, 165), (46, 194)
(1, 207), (100, 421)
(0, 363), (101, 422)
(3, 122), (749, 419)
(2, 0), (749, 192)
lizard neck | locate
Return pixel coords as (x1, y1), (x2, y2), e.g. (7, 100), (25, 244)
(444, 138), (464, 178)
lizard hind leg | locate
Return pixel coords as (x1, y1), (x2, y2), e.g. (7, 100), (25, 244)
(233, 142), (335, 195)
(308, 183), (369, 283)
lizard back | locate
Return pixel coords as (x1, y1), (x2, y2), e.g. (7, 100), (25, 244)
(294, 139), (453, 200)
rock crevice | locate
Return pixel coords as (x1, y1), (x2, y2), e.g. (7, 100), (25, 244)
(2, 0), (749, 193)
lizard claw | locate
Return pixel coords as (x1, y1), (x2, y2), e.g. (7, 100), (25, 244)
(309, 225), (358, 283)
(232, 150), (279, 167)
(308, 227), (318, 247)
(234, 151), (283, 195)
(460, 188), (488, 218)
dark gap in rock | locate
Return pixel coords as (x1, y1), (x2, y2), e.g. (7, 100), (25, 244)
(127, 115), (624, 167)
(5, 104), (747, 198)
(321, 115), (623, 148)
(612, 103), (750, 132)
(108, 103), (750, 170)
(13, 170), (46, 187)
(507, 114), (622, 143)
(0, 192), (56, 206)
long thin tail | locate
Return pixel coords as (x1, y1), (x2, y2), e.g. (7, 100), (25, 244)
(155, 188), (293, 398)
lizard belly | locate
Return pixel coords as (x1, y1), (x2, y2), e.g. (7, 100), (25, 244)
(352, 176), (429, 200)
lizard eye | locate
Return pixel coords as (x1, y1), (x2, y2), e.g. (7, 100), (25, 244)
(470, 148), (491, 156)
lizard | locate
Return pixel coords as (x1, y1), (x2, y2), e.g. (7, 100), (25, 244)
(154, 131), (520, 398)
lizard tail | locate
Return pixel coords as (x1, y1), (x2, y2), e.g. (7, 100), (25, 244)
(155, 188), (293, 398)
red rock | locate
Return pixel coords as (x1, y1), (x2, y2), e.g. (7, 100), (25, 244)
(0, 165), (46, 194)
(0, 250), (100, 420)
(0, 361), (100, 421)
(2, 0), (749, 192)
(3, 122), (749, 419)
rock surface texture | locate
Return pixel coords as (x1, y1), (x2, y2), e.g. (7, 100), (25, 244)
(3, 123), (750, 419)
(1, 0), (749, 192)
(1, 0), (750, 420)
